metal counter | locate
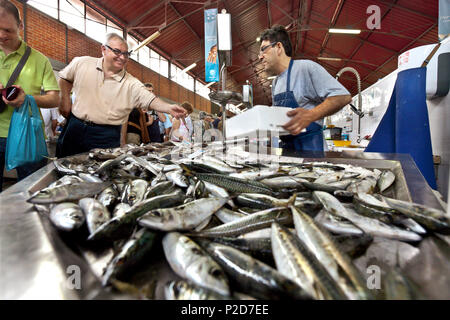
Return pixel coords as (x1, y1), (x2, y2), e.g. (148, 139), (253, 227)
(0, 150), (445, 300)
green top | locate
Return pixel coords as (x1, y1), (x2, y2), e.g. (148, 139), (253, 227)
(0, 40), (60, 137)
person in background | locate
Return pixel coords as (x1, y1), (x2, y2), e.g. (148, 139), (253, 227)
(171, 102), (193, 143)
(58, 33), (186, 157)
(123, 106), (146, 145)
(40, 107), (60, 157)
(0, 0), (60, 192)
(212, 111), (222, 129)
(258, 25), (351, 151)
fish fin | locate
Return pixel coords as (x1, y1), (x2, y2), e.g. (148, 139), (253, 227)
(179, 163), (194, 176)
(286, 193), (298, 207)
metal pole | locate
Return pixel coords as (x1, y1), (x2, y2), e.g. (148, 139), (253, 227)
(221, 62), (227, 141)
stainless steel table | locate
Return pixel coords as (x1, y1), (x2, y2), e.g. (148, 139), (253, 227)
(0, 150), (445, 300)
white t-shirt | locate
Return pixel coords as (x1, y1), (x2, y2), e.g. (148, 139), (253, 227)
(40, 108), (60, 141)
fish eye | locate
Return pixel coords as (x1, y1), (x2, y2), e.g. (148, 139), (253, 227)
(210, 268), (223, 277)
(153, 211), (161, 217)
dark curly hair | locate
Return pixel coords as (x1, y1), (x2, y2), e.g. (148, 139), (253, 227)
(258, 25), (292, 57)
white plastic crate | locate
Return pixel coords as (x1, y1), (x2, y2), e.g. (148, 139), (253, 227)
(225, 105), (305, 139)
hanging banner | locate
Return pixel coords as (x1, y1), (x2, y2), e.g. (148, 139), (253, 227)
(204, 8), (219, 82)
(439, 0), (450, 40)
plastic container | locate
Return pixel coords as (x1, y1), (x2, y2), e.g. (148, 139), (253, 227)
(225, 105), (305, 139)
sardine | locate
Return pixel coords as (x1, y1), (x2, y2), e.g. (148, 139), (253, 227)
(49, 202), (85, 232)
(203, 242), (312, 300)
(102, 229), (157, 286)
(291, 206), (371, 300)
(214, 207), (246, 224)
(271, 222), (348, 300)
(377, 170), (396, 193)
(88, 190), (186, 241)
(27, 181), (113, 204)
(112, 203), (131, 218)
(163, 232), (230, 296)
(79, 198), (111, 235)
(127, 179), (149, 206)
(97, 185), (119, 210)
(192, 207), (292, 238)
(382, 197), (450, 235)
(166, 170), (189, 188)
(138, 197), (228, 231)
(314, 209), (364, 236)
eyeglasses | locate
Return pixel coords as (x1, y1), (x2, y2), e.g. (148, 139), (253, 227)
(104, 45), (131, 58)
(259, 42), (277, 56)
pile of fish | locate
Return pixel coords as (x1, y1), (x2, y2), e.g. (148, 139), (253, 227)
(27, 141), (450, 300)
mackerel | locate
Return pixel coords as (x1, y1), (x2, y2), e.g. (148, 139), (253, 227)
(192, 207), (292, 238)
(163, 232), (230, 296)
(102, 229), (157, 286)
(88, 190), (186, 241)
(27, 181), (113, 204)
(291, 206), (371, 300)
(203, 242), (312, 300)
(138, 197), (228, 231)
(271, 222), (348, 300)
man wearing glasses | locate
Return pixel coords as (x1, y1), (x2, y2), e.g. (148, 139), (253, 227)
(58, 33), (186, 157)
(258, 25), (352, 151)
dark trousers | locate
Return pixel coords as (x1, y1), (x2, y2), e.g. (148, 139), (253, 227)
(57, 114), (121, 158)
(0, 137), (48, 192)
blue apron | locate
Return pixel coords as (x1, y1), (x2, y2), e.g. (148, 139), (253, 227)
(274, 59), (324, 151)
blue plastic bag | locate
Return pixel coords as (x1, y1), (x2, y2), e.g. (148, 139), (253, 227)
(5, 95), (48, 170)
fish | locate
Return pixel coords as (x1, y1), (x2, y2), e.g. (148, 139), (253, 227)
(194, 237), (274, 266)
(47, 175), (84, 189)
(164, 280), (231, 300)
(78, 173), (103, 183)
(112, 203), (131, 218)
(291, 206), (372, 300)
(181, 165), (276, 195)
(314, 209), (364, 236)
(202, 242), (312, 300)
(259, 176), (308, 189)
(97, 185), (119, 210)
(314, 172), (344, 185)
(166, 170), (189, 188)
(102, 229), (157, 286)
(127, 179), (149, 206)
(229, 168), (284, 181)
(235, 193), (296, 210)
(214, 207), (247, 224)
(191, 207), (292, 238)
(382, 197), (450, 235)
(333, 234), (374, 259)
(49, 202), (85, 232)
(377, 170), (396, 193)
(138, 197), (228, 231)
(79, 198), (111, 235)
(162, 232), (230, 296)
(88, 190), (186, 241)
(271, 222), (348, 300)
(346, 176), (377, 194)
(27, 181), (113, 204)
(144, 181), (176, 199)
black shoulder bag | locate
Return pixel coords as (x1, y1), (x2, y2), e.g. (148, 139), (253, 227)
(0, 46), (32, 113)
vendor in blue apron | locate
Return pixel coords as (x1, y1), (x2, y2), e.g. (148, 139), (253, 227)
(258, 25), (352, 151)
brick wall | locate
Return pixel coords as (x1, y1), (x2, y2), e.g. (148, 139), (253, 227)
(10, 0), (211, 113)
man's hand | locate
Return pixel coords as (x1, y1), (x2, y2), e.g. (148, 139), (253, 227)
(283, 108), (316, 135)
(2, 85), (26, 108)
(169, 104), (186, 119)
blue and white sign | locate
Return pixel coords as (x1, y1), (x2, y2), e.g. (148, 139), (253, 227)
(204, 8), (219, 82)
